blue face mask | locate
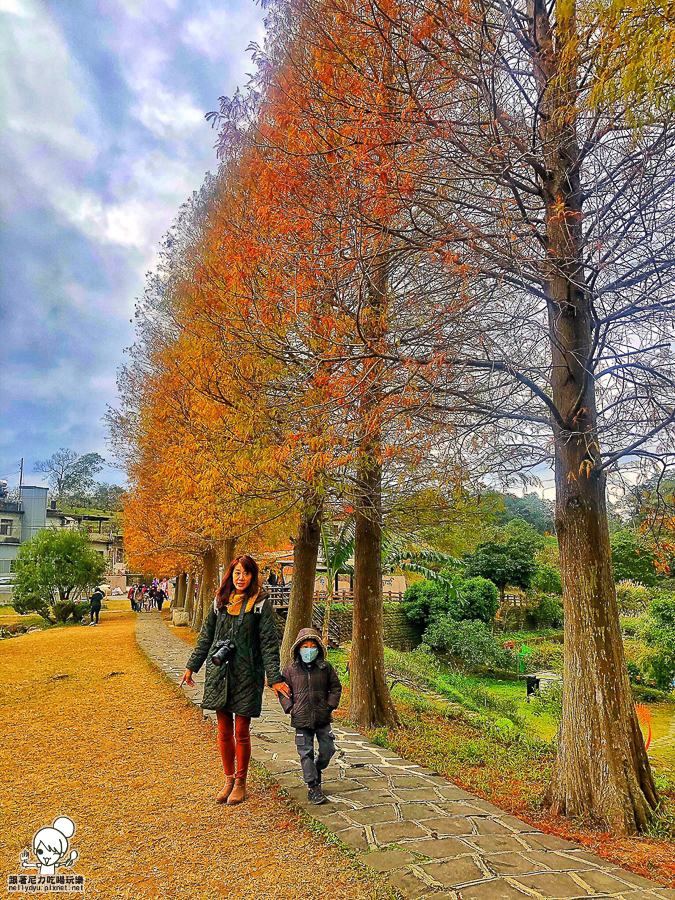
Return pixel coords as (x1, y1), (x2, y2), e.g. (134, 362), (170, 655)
(300, 646), (319, 664)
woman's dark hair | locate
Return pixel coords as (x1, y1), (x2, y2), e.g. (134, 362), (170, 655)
(216, 555), (260, 610)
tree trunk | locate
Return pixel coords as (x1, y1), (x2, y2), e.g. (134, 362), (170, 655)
(222, 538), (237, 573)
(280, 497), (322, 665)
(185, 572), (196, 621)
(349, 255), (398, 729)
(191, 573), (203, 632)
(350, 444), (399, 729)
(174, 572), (187, 609)
(201, 546), (219, 624)
(530, 0), (658, 833)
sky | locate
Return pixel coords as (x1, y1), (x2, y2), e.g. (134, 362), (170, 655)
(0, 0), (265, 489)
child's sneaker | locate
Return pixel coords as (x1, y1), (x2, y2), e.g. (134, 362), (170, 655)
(307, 782), (326, 805)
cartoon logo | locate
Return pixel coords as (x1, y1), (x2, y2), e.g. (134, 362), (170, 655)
(7, 817), (85, 893)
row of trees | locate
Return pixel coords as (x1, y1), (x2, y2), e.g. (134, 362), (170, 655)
(113, 0), (675, 834)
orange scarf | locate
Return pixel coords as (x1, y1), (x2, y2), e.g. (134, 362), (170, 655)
(226, 590), (258, 616)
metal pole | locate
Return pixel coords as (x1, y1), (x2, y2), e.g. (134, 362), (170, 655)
(18, 458), (23, 504)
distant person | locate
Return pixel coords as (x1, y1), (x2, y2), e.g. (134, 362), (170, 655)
(89, 587), (104, 626)
(155, 586), (167, 611)
(134, 585), (144, 612)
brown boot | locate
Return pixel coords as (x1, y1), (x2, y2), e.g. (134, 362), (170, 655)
(226, 775), (247, 806)
(215, 776), (235, 803)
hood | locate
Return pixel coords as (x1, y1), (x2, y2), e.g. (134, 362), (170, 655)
(290, 627), (326, 659)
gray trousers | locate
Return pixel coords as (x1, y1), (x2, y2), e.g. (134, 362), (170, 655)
(295, 724), (336, 785)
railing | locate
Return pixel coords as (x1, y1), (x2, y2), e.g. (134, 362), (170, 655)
(267, 586), (406, 606)
(311, 609), (342, 647)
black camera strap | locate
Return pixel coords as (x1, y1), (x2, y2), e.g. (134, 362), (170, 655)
(217, 594), (250, 635)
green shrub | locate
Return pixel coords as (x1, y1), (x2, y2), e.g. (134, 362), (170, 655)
(650, 595), (675, 629)
(402, 580), (450, 626)
(640, 596), (675, 689)
(533, 564), (562, 595)
(610, 533), (660, 585)
(638, 646), (675, 691)
(454, 577), (499, 624)
(530, 680), (563, 718)
(625, 660), (640, 682)
(528, 594), (564, 628)
(423, 617), (515, 670)
(620, 615), (643, 637)
(71, 602), (90, 623)
(527, 641), (564, 673)
(615, 580), (652, 615)
(52, 601), (76, 624)
(402, 576), (499, 628)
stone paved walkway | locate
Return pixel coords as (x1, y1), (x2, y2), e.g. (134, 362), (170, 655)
(136, 614), (673, 900)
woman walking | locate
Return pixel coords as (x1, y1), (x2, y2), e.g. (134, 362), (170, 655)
(181, 555), (289, 806)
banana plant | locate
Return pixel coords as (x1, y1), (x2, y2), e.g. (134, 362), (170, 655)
(318, 518), (354, 644)
(382, 540), (466, 605)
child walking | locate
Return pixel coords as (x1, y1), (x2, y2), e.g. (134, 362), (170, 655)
(278, 628), (342, 805)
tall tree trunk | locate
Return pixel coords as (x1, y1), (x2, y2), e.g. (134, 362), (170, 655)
(530, 0), (658, 833)
(192, 569), (205, 632)
(174, 572), (187, 609)
(201, 546), (219, 623)
(185, 572), (196, 621)
(349, 255), (398, 729)
(350, 443), (399, 728)
(280, 497), (323, 665)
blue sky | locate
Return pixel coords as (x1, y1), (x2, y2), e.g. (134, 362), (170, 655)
(0, 0), (265, 488)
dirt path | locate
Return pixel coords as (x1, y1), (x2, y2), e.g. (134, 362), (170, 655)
(0, 612), (394, 900)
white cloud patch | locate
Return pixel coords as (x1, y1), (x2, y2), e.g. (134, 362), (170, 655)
(182, 6), (265, 62)
(133, 84), (204, 140)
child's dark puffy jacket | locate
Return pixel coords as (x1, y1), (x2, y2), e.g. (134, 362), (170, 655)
(279, 627), (342, 729)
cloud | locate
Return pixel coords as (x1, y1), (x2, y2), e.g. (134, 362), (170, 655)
(182, 6), (266, 61)
(132, 84), (204, 140)
(0, 0), (265, 486)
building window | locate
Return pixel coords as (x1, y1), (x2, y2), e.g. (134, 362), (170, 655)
(0, 519), (12, 536)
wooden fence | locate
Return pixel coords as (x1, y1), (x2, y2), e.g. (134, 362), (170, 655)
(267, 586), (406, 606)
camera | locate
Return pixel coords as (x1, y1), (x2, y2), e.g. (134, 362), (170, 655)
(211, 639), (236, 667)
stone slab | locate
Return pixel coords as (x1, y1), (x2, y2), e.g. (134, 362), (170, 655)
(404, 837), (472, 859)
(422, 817), (475, 837)
(372, 821), (428, 844)
(486, 852), (551, 876)
(467, 835), (530, 855)
(399, 802), (444, 821)
(511, 872), (594, 898)
(421, 856), (489, 887)
(387, 868), (431, 899)
(357, 848), (417, 873)
(470, 817), (519, 836)
(347, 805), (400, 825)
(459, 880), (535, 900)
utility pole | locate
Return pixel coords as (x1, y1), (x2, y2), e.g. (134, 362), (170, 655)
(18, 458), (23, 505)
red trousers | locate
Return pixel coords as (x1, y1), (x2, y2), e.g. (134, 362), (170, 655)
(216, 710), (251, 779)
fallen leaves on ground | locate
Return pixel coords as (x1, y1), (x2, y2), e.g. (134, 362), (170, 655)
(0, 612), (394, 900)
